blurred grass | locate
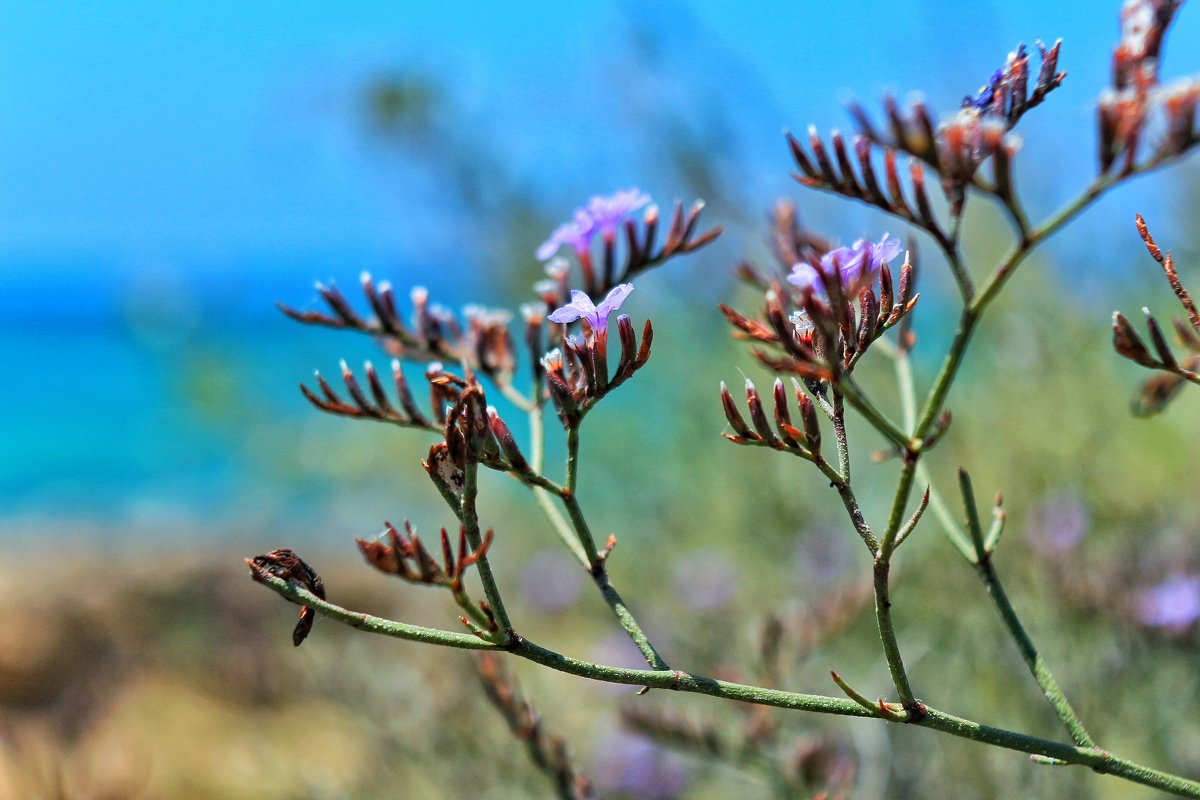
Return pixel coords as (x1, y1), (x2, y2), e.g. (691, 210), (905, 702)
(6, 232), (1200, 798)
(9, 27), (1200, 799)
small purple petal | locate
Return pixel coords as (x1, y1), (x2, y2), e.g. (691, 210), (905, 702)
(548, 285), (633, 335)
(595, 283), (634, 317)
(537, 217), (596, 261)
(538, 189), (650, 261)
(801, 234), (899, 295)
(787, 262), (821, 291)
(1135, 575), (1200, 631)
(587, 188), (651, 234)
(547, 289), (597, 323)
(875, 233), (902, 265)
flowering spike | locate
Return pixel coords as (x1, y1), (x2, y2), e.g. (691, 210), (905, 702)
(830, 130), (860, 197)
(1143, 308), (1177, 368)
(634, 319), (653, 370)
(720, 381), (755, 441)
(786, 130), (816, 177)
(854, 136), (886, 205)
(795, 383), (821, 453)
(808, 125), (839, 186)
(745, 379), (778, 444)
(487, 406), (529, 474)
(1112, 311), (1156, 366)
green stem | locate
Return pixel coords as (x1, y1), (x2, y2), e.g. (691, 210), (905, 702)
(560, 489), (668, 670)
(253, 575), (1200, 799)
(566, 425), (581, 493)
(880, 452), (919, 559)
(831, 390), (851, 481)
(559, 491), (603, 575)
(837, 376), (909, 449)
(872, 558), (918, 709)
(461, 460), (513, 637)
(975, 554), (1096, 748)
(544, 412), (666, 670)
(527, 404), (590, 567)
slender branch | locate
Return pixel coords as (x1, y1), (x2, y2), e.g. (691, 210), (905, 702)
(527, 404), (590, 567)
(831, 389), (851, 481)
(560, 490), (668, 670)
(534, 410), (668, 670)
(837, 376), (910, 449)
(975, 554), (1096, 748)
(462, 460), (513, 638)
(497, 380), (536, 413)
(872, 558), (918, 710)
(566, 426), (582, 494)
(252, 574), (1200, 799)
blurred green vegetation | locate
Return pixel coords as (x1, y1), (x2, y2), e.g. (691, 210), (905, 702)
(9, 29), (1200, 800)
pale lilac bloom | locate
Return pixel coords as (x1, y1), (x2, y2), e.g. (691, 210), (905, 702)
(788, 233), (902, 293)
(537, 189), (650, 260)
(536, 211), (595, 261)
(670, 549), (735, 610)
(519, 549), (582, 612)
(591, 733), (690, 800)
(547, 284), (634, 334)
(1025, 490), (1090, 555)
(1135, 575), (1200, 632)
(586, 188), (651, 234)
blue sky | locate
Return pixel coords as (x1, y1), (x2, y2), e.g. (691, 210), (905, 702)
(3, 0), (1195, 291)
(2, 1), (1198, 529)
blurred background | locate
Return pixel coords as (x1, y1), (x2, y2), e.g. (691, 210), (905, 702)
(3, 1), (1200, 798)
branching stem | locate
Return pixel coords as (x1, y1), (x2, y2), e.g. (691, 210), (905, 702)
(252, 574), (1200, 800)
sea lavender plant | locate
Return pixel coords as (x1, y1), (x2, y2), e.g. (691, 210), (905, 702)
(250, 3), (1200, 797)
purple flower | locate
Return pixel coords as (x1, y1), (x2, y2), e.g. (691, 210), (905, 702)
(536, 211), (595, 261)
(547, 284), (634, 335)
(670, 549), (735, 610)
(1025, 490), (1089, 555)
(1135, 575), (1200, 632)
(788, 234), (901, 293)
(591, 733), (690, 800)
(519, 549), (582, 612)
(537, 189), (651, 260)
(586, 188), (651, 234)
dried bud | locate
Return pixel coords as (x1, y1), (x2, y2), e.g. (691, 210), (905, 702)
(488, 407), (529, 473)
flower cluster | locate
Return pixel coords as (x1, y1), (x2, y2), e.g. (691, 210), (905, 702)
(724, 230), (916, 385)
(1099, 0), (1195, 172)
(961, 41), (1065, 128)
(536, 188), (651, 261)
(788, 234), (901, 295)
(1112, 215), (1200, 414)
(542, 284), (652, 428)
(535, 190), (720, 299)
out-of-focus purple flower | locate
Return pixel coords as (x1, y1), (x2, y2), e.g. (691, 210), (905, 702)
(964, 44), (1028, 112)
(537, 211), (595, 261)
(537, 189), (651, 260)
(788, 234), (901, 293)
(519, 549), (582, 612)
(547, 284), (634, 334)
(670, 549), (735, 610)
(586, 188), (651, 234)
(795, 523), (853, 588)
(1025, 490), (1090, 555)
(1135, 574), (1200, 632)
(591, 733), (690, 800)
